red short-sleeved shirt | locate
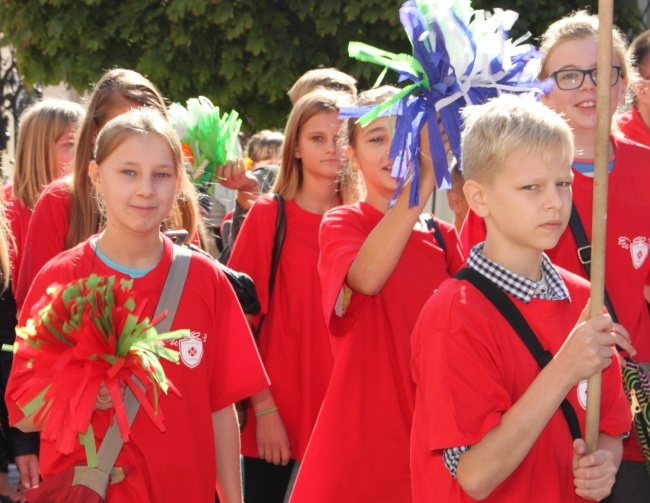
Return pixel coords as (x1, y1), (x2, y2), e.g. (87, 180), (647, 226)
(2, 183), (33, 285)
(290, 202), (464, 503)
(460, 138), (650, 461)
(411, 270), (631, 503)
(7, 236), (269, 502)
(228, 195), (334, 460)
(617, 108), (650, 148)
(14, 178), (72, 308)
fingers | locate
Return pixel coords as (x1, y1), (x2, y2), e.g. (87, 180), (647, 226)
(573, 447), (617, 500)
(280, 443), (291, 466)
(437, 113), (450, 154)
(256, 413), (291, 466)
(96, 380), (126, 410)
(576, 300), (591, 325)
(216, 159), (246, 186)
(15, 454), (39, 491)
(557, 311), (618, 383)
(612, 323), (636, 358)
(28, 456), (39, 488)
(258, 442), (291, 466)
(96, 381), (113, 410)
(419, 122), (431, 164)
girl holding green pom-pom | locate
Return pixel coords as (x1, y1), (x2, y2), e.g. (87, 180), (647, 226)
(7, 108), (269, 503)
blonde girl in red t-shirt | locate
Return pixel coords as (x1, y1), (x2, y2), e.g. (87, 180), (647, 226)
(8, 99), (85, 287)
(228, 89), (357, 502)
(1, 98), (84, 499)
(15, 69), (204, 308)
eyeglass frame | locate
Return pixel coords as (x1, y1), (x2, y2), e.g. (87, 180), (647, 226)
(549, 66), (622, 90)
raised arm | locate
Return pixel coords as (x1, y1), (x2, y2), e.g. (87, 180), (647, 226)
(346, 123), (438, 295)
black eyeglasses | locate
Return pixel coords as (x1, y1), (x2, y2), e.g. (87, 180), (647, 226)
(550, 66), (622, 90)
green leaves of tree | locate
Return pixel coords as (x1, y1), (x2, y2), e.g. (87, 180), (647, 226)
(1, 0), (640, 131)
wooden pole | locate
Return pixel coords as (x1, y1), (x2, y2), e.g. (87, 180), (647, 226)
(585, 0), (614, 454)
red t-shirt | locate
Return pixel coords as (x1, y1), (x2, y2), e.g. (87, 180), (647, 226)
(460, 138), (650, 461)
(411, 270), (631, 503)
(617, 108), (650, 148)
(289, 202), (464, 503)
(7, 236), (269, 503)
(2, 183), (33, 285)
(14, 178), (72, 308)
(228, 195), (334, 460)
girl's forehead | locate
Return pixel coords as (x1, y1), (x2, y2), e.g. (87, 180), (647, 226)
(546, 36), (621, 68)
(304, 110), (341, 126)
(359, 116), (392, 134)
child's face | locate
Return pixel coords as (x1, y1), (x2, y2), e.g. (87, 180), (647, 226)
(53, 125), (76, 177)
(348, 116), (396, 208)
(542, 36), (625, 137)
(295, 111), (343, 182)
(480, 148), (573, 260)
(90, 133), (179, 239)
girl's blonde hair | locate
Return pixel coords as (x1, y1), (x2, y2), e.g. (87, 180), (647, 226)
(13, 99), (85, 209)
(93, 107), (197, 235)
(67, 68), (199, 248)
(338, 85), (402, 204)
(538, 10), (630, 82)
(273, 89), (356, 203)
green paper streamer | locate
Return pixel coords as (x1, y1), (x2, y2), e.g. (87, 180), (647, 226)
(79, 424), (98, 468)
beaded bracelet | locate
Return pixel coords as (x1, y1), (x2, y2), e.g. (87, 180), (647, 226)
(254, 406), (279, 417)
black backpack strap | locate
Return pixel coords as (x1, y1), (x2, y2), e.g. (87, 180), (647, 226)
(419, 213), (446, 254)
(454, 267), (582, 440)
(568, 204), (619, 323)
(254, 194), (286, 339)
(268, 194), (286, 299)
(185, 243), (261, 315)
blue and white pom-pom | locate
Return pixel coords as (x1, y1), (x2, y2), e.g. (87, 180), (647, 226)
(348, 0), (551, 206)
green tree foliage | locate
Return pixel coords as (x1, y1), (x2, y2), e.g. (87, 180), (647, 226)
(0, 0), (641, 131)
(474, 0), (642, 42)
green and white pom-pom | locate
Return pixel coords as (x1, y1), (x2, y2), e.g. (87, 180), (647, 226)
(169, 96), (242, 188)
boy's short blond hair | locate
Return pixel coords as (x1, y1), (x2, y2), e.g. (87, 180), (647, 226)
(461, 95), (574, 183)
(288, 68), (357, 105)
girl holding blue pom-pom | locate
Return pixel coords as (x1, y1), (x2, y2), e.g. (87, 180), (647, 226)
(289, 86), (463, 503)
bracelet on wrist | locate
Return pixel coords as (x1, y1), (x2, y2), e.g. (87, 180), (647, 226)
(254, 406), (279, 417)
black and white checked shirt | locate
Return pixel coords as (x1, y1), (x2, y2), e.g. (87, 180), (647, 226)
(442, 242), (570, 479)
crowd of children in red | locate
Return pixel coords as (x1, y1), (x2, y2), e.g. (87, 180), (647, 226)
(0, 8), (647, 503)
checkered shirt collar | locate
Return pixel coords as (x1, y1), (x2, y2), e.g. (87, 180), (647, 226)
(466, 243), (571, 303)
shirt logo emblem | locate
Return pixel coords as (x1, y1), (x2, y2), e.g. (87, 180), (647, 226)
(179, 332), (204, 368)
(577, 379), (588, 410)
(618, 236), (649, 269)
